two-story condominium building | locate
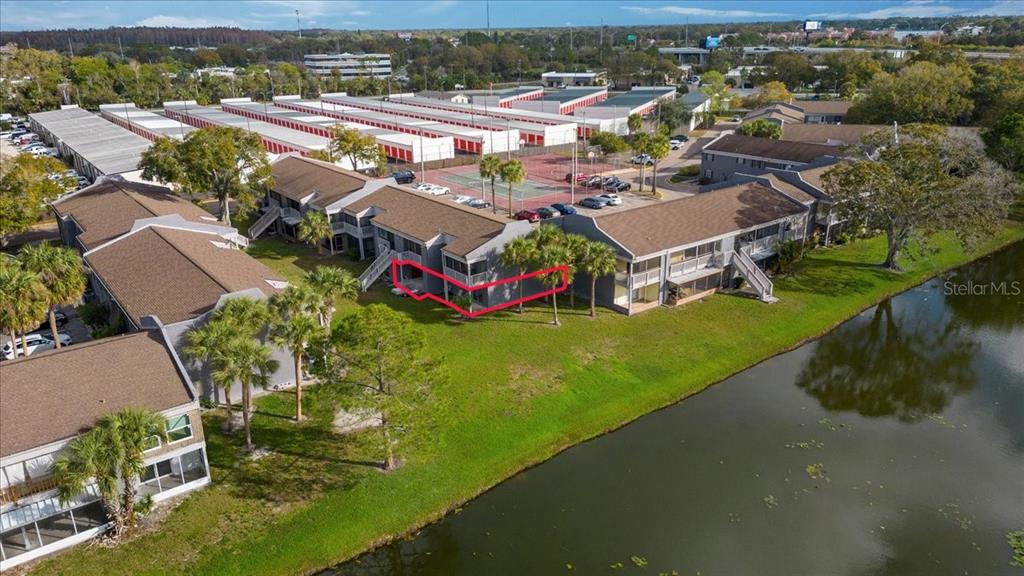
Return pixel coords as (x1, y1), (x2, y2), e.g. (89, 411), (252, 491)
(0, 328), (210, 570)
(743, 100), (854, 125)
(51, 177), (237, 254)
(250, 154), (394, 249)
(304, 53), (392, 78)
(341, 186), (533, 309)
(80, 222), (292, 401)
(561, 182), (809, 314)
(700, 134), (838, 183)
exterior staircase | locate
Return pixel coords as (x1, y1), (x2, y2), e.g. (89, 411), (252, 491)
(247, 206), (280, 239)
(358, 248), (393, 291)
(732, 248), (777, 303)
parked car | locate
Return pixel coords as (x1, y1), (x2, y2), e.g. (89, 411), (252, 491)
(77, 176), (90, 187)
(9, 128), (28, 139)
(393, 170), (416, 184)
(514, 209), (541, 223)
(564, 172), (589, 184)
(34, 310), (68, 332)
(731, 115), (742, 122)
(631, 154), (654, 166)
(468, 198), (491, 209)
(670, 140), (683, 150)
(414, 182), (435, 192)
(670, 134), (689, 142)
(551, 203), (576, 215)
(612, 181), (632, 193)
(579, 196), (610, 209)
(599, 193), (623, 206)
(429, 185), (451, 196)
(21, 142), (46, 151)
(603, 177), (623, 192)
(13, 134), (38, 145)
(2, 332), (73, 360)
(584, 175), (604, 188)
(536, 206), (560, 219)
(451, 194), (475, 204)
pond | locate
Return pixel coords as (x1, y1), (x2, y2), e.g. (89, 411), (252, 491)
(327, 243), (1024, 576)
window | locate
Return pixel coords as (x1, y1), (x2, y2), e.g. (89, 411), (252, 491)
(166, 414), (193, 443)
(444, 256), (467, 274)
(139, 448), (207, 497)
(377, 228), (394, 241)
(469, 260), (488, 276)
(329, 212), (343, 224)
(755, 224), (780, 239)
(342, 213), (358, 226)
(405, 242), (423, 256)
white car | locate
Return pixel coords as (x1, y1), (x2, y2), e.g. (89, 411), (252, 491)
(670, 140), (683, 150)
(426, 185), (450, 196)
(599, 193), (623, 206)
(451, 195), (474, 204)
(414, 182), (435, 192)
(2, 332), (73, 360)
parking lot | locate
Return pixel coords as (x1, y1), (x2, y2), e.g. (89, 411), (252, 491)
(0, 305), (92, 361)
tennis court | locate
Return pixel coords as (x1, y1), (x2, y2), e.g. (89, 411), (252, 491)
(418, 153), (623, 213)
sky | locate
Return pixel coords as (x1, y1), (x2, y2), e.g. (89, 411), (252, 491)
(1, 0), (1022, 32)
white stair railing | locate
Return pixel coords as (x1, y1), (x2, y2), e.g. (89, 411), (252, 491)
(358, 248), (393, 291)
(248, 206), (280, 239)
(732, 249), (774, 301)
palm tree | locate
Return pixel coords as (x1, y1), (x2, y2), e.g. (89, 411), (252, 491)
(498, 159), (526, 218)
(216, 296), (272, 338)
(298, 210), (332, 256)
(270, 286), (323, 421)
(563, 233), (588, 308)
(581, 241), (618, 317)
(631, 132), (651, 193)
(646, 133), (671, 197)
(17, 243), (87, 347)
(215, 336), (278, 450)
(304, 265), (359, 326)
(479, 154), (502, 214)
(500, 236), (537, 314)
(536, 243), (571, 326)
(0, 260), (48, 357)
(185, 319), (240, 429)
(52, 408), (168, 538)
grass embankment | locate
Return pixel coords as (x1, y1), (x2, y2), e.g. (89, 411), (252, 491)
(32, 224), (1024, 576)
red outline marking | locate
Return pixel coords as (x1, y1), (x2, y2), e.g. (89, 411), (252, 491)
(391, 259), (568, 317)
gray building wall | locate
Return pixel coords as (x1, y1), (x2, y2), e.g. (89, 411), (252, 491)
(700, 150), (806, 183)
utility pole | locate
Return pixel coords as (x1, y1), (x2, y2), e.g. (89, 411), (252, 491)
(486, 0), (491, 39)
(67, 36), (74, 57)
(685, 17), (689, 46)
(117, 36), (125, 60)
(296, 10), (302, 39)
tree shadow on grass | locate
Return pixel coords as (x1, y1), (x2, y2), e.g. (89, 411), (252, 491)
(777, 253), (898, 298)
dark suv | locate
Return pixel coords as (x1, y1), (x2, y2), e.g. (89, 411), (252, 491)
(393, 170), (416, 184)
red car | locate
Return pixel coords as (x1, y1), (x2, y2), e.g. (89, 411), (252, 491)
(515, 209), (541, 223)
(564, 172), (590, 184)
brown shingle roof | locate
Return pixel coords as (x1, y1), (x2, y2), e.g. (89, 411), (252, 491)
(52, 179), (216, 250)
(0, 331), (194, 457)
(764, 174), (817, 203)
(795, 164), (834, 191)
(780, 124), (885, 145)
(345, 186), (509, 257)
(704, 134), (838, 164)
(744, 105), (805, 124)
(271, 155), (369, 207)
(792, 100), (854, 115)
(594, 183), (806, 257)
(86, 226), (285, 325)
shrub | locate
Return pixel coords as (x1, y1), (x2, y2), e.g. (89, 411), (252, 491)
(677, 165), (700, 177)
(773, 239), (809, 274)
(78, 302), (110, 329)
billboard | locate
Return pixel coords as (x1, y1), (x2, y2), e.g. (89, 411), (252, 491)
(701, 36), (721, 49)
(626, 34), (637, 42)
(804, 20), (822, 31)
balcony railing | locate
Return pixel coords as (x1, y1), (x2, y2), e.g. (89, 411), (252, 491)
(668, 253), (718, 277)
(630, 268), (661, 287)
(0, 475), (60, 506)
(443, 267), (490, 287)
(398, 250), (422, 265)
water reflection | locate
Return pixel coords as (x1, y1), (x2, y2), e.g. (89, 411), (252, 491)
(944, 245), (1024, 332)
(795, 298), (977, 422)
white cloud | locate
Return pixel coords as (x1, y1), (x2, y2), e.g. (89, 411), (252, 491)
(420, 0), (459, 14)
(811, 0), (1024, 19)
(136, 15), (244, 27)
(621, 5), (788, 18)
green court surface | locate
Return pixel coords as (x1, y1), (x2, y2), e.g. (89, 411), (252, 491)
(436, 170), (561, 200)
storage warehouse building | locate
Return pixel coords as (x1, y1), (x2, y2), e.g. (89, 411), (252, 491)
(218, 98), (455, 163)
(98, 103), (195, 141)
(28, 106), (152, 181)
(579, 86), (677, 119)
(271, 96), (512, 155)
(509, 87), (608, 115)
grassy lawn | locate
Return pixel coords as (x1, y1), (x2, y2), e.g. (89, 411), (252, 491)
(31, 224), (1024, 576)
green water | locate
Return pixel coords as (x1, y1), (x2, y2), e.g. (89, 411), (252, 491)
(328, 243), (1024, 576)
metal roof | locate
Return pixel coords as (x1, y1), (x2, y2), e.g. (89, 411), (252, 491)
(163, 102), (330, 150)
(29, 107), (152, 175)
(274, 97), (493, 140)
(534, 88), (607, 103)
(99, 103), (195, 140)
(591, 87), (676, 109)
